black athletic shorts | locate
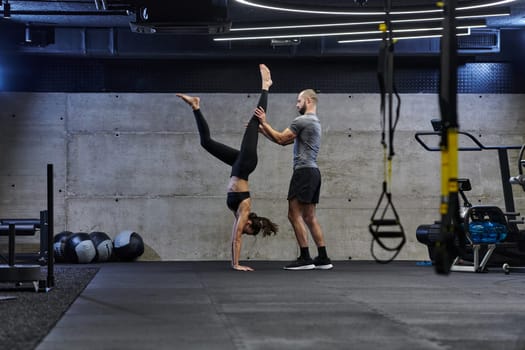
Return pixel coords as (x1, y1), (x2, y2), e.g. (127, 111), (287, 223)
(287, 167), (321, 204)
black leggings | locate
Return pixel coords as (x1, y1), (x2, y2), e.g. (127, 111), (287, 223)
(193, 90), (268, 180)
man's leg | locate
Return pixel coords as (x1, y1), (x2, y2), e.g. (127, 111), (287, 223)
(288, 198), (309, 247)
(302, 203), (325, 247)
(283, 198), (315, 270)
(302, 203), (333, 270)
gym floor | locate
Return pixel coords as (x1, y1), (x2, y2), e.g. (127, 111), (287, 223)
(36, 261), (525, 350)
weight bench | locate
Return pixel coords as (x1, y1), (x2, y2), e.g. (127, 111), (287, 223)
(0, 164), (55, 292)
(0, 220), (39, 236)
(0, 217), (45, 265)
(0, 222), (42, 290)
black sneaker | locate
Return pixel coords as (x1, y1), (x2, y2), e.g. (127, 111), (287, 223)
(283, 257), (315, 270)
(313, 256), (333, 270)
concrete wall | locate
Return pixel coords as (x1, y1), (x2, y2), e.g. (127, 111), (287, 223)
(1, 92), (524, 261)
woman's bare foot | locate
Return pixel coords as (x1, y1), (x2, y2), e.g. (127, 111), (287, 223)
(260, 64), (272, 90)
(176, 93), (200, 110)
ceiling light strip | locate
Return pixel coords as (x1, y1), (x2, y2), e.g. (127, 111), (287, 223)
(214, 25), (482, 42)
(230, 20), (384, 32)
(215, 30), (381, 41)
(234, 0), (515, 16)
(229, 8), (508, 32)
(234, 0), (437, 16)
(338, 28), (471, 44)
(230, 15), (497, 31)
(459, 0), (515, 10)
(216, 19), (486, 41)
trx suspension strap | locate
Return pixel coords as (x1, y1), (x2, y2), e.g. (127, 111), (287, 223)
(369, 0), (406, 264)
(434, 0), (466, 275)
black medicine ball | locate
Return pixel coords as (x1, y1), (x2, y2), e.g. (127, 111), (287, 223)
(113, 230), (144, 261)
(53, 231), (73, 263)
(64, 232), (97, 264)
(90, 231), (113, 262)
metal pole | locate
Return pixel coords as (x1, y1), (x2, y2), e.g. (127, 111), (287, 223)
(8, 223), (15, 266)
(47, 164), (54, 287)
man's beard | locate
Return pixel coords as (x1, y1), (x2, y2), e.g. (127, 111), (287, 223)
(298, 104), (306, 115)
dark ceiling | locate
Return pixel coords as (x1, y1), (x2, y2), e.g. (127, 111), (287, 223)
(1, 0), (524, 58)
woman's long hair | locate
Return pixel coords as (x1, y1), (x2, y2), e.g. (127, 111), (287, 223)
(249, 212), (278, 237)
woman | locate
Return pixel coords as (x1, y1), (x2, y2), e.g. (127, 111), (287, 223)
(177, 64), (278, 271)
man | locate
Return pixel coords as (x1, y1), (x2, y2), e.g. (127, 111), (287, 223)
(254, 89), (333, 270)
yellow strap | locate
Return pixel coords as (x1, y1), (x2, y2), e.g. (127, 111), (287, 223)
(382, 143), (393, 194)
(383, 145), (388, 183)
(388, 158), (392, 191)
(448, 128), (459, 191)
(440, 127), (459, 215)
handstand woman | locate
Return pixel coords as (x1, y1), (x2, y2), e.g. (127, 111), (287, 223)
(176, 64), (278, 271)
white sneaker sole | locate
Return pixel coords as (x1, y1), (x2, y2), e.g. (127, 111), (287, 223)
(314, 264), (334, 270)
(283, 264), (315, 270)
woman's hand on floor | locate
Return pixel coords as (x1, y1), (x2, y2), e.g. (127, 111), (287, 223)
(232, 264), (255, 272)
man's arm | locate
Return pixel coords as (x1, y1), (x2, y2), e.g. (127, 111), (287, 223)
(254, 107), (296, 146)
(258, 124), (274, 141)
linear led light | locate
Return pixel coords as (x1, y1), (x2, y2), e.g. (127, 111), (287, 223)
(214, 29), (381, 41)
(234, 0), (515, 16)
(214, 25), (483, 41)
(234, 0), (437, 16)
(229, 8), (508, 32)
(230, 20), (384, 32)
(457, 24), (486, 29)
(214, 20), (486, 41)
(339, 33), (466, 44)
(459, 0), (515, 10)
(458, 10), (510, 19)
(338, 28), (471, 44)
(400, 11), (509, 23)
(230, 15), (498, 32)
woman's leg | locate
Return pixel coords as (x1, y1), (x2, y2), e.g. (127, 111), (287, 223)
(193, 109), (239, 166)
(231, 65), (272, 178)
(231, 90), (268, 178)
(177, 93), (239, 166)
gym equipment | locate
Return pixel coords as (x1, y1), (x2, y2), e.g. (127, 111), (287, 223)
(0, 164), (55, 292)
(431, 0), (467, 275)
(415, 129), (525, 273)
(90, 231), (113, 262)
(368, 2), (406, 264)
(113, 230), (144, 261)
(451, 205), (508, 273)
(416, 178), (472, 264)
(0, 215), (52, 265)
(509, 143), (525, 190)
(64, 233), (97, 264)
(502, 142), (525, 274)
(53, 231), (73, 262)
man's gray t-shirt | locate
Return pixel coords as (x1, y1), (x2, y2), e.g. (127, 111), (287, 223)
(289, 113), (321, 170)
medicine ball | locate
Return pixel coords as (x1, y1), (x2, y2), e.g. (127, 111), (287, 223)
(90, 231), (113, 262)
(113, 230), (144, 261)
(53, 231), (73, 263)
(64, 232), (97, 264)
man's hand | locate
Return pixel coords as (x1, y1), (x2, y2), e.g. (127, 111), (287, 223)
(254, 106), (267, 124)
(232, 264), (255, 271)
